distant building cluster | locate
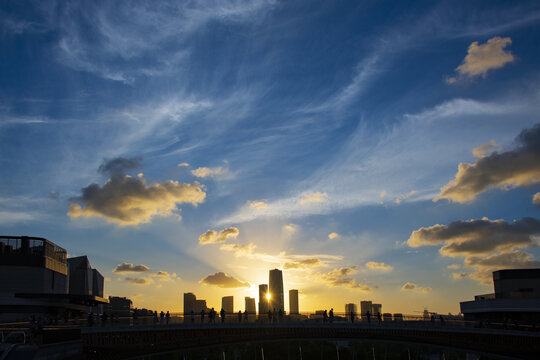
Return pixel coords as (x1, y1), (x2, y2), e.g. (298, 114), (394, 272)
(0, 235), (107, 321)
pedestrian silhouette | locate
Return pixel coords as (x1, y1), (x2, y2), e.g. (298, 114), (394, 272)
(377, 312), (382, 325)
(220, 308), (225, 323)
(238, 310), (242, 323)
(329, 308), (334, 323)
(323, 310), (328, 323)
(191, 310), (195, 323)
(350, 310), (354, 323)
(166, 311), (170, 324)
(200, 309), (205, 323)
(366, 310), (371, 324)
(267, 309), (272, 323)
(244, 310), (248, 322)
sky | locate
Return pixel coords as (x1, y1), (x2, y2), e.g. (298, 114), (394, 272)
(1, 0), (540, 315)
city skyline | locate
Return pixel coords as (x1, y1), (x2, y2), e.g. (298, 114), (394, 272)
(1, 0), (540, 315)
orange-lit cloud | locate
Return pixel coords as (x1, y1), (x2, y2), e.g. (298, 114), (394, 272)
(297, 192), (328, 205)
(328, 232), (339, 240)
(199, 227), (239, 244)
(220, 243), (256, 256)
(125, 277), (153, 285)
(283, 258), (323, 269)
(282, 224), (298, 234)
(199, 272), (249, 288)
(149, 270), (178, 281)
(249, 200), (269, 210)
(365, 261), (393, 271)
(113, 262), (150, 273)
(68, 175), (206, 226)
(447, 264), (460, 269)
(401, 282), (431, 293)
(452, 272), (469, 279)
(435, 124), (540, 203)
(472, 140), (502, 158)
(446, 37), (515, 83)
(177, 162), (189, 167)
(395, 190), (415, 204)
(533, 192), (540, 208)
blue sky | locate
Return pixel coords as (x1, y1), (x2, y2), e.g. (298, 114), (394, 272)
(1, 0), (540, 314)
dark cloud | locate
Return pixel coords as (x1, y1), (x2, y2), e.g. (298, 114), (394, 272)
(320, 267), (372, 292)
(465, 250), (540, 268)
(408, 217), (540, 256)
(68, 174), (206, 225)
(435, 124), (540, 203)
(113, 262), (150, 273)
(125, 277), (152, 285)
(199, 272), (249, 288)
(198, 227), (239, 244)
(98, 157), (142, 177)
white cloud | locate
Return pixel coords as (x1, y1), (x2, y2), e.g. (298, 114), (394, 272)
(191, 166), (229, 179)
(472, 140), (502, 158)
(533, 193), (540, 208)
(249, 200), (269, 210)
(446, 37), (515, 83)
(395, 190), (416, 204)
(177, 162), (189, 167)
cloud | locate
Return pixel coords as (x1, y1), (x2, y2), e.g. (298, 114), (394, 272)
(320, 266), (372, 292)
(149, 270), (177, 281)
(464, 251), (540, 284)
(283, 224), (298, 234)
(395, 190), (416, 204)
(198, 227), (239, 244)
(408, 217), (540, 256)
(328, 232), (340, 240)
(447, 264), (460, 269)
(401, 282), (431, 293)
(68, 173), (206, 225)
(220, 243), (257, 256)
(435, 124), (540, 203)
(191, 166), (229, 178)
(533, 193), (540, 208)
(199, 272), (249, 288)
(297, 192), (328, 205)
(472, 140), (503, 158)
(283, 258), (323, 270)
(249, 200), (269, 210)
(177, 162), (189, 167)
(452, 272), (469, 280)
(98, 157), (142, 177)
(113, 262), (150, 273)
(365, 261), (393, 271)
(125, 277), (152, 285)
(446, 37), (515, 83)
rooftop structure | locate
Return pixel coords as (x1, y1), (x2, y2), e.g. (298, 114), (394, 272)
(460, 268), (540, 324)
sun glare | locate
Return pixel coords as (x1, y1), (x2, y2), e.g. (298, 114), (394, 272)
(266, 293), (271, 300)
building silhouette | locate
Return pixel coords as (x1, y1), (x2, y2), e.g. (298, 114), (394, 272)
(222, 296), (233, 314)
(460, 268), (540, 324)
(269, 269), (284, 312)
(245, 297), (256, 321)
(289, 289), (299, 314)
(372, 303), (382, 316)
(0, 236), (107, 321)
(184, 293), (196, 315)
(107, 296), (133, 316)
(258, 284), (269, 315)
(345, 303), (357, 315)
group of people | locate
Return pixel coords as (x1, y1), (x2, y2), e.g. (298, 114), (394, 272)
(348, 310), (383, 324)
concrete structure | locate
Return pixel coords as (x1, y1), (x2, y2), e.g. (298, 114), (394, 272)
(107, 296), (132, 316)
(195, 299), (208, 313)
(67, 256), (104, 297)
(269, 269), (284, 312)
(460, 268), (540, 324)
(222, 296), (233, 314)
(183, 293), (196, 315)
(360, 300), (372, 321)
(245, 297), (256, 321)
(289, 289), (299, 314)
(258, 284), (269, 315)
(372, 303), (382, 316)
(0, 235), (107, 321)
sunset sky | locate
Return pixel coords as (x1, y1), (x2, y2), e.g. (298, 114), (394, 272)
(1, 0), (540, 315)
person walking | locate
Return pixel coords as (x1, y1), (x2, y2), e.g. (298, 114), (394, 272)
(323, 310), (328, 324)
(366, 310), (371, 324)
(200, 309), (205, 323)
(350, 310), (355, 323)
(220, 308), (226, 323)
(329, 308), (334, 323)
(166, 311), (170, 325)
(377, 312), (382, 325)
(238, 310), (242, 323)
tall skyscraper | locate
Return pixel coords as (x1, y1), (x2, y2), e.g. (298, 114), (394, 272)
(372, 303), (382, 315)
(245, 297), (256, 322)
(269, 269), (284, 312)
(361, 300), (373, 321)
(289, 289), (299, 314)
(222, 296), (233, 314)
(345, 303), (357, 315)
(258, 284), (269, 314)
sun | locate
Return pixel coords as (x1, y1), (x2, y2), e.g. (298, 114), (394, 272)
(266, 293), (271, 301)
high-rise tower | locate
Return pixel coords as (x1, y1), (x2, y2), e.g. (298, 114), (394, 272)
(258, 284), (269, 314)
(289, 289), (299, 314)
(269, 269), (284, 312)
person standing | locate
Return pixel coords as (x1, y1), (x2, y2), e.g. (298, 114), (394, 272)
(166, 311), (170, 325)
(220, 308), (226, 323)
(329, 308), (334, 323)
